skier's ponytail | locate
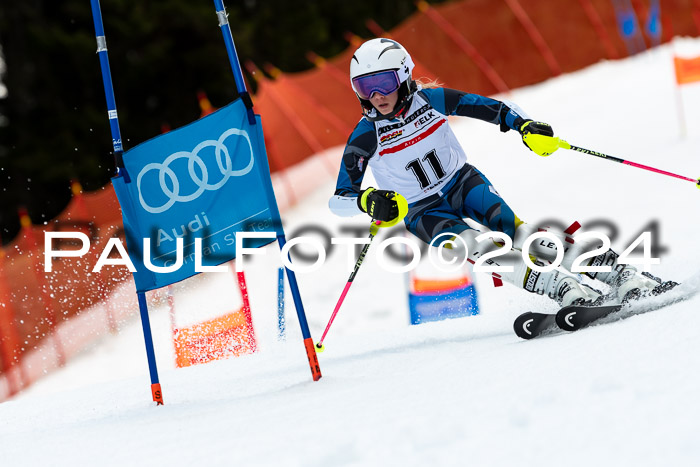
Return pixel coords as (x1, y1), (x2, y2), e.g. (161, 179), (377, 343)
(414, 77), (443, 89)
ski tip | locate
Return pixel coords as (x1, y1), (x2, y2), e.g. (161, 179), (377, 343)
(513, 312), (540, 340)
(513, 311), (559, 340)
(555, 307), (579, 331)
(555, 304), (622, 332)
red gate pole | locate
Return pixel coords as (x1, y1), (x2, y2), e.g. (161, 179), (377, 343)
(230, 263), (257, 353)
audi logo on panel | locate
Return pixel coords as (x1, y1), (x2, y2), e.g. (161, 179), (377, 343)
(136, 128), (255, 214)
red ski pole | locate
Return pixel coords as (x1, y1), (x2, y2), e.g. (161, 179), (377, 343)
(315, 220), (381, 352)
(558, 139), (700, 188)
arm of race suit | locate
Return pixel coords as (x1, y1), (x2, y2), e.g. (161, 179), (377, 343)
(330, 118), (377, 217)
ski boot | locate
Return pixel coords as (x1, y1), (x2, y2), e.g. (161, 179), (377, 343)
(584, 251), (679, 303)
(544, 272), (603, 307)
(609, 265), (679, 303)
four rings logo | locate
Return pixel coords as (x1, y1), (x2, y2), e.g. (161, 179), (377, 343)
(137, 128), (254, 214)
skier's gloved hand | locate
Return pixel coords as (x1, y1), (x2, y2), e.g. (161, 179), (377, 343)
(358, 187), (400, 222)
(519, 120), (560, 157)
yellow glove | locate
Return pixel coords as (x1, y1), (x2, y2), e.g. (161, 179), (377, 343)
(357, 188), (408, 228)
(519, 120), (560, 157)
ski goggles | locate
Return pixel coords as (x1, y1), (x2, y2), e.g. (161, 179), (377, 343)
(352, 70), (401, 100)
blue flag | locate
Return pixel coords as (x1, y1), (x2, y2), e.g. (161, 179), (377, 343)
(112, 98), (281, 292)
(645, 1), (661, 42)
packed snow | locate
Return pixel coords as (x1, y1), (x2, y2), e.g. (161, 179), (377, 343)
(1, 38), (700, 467)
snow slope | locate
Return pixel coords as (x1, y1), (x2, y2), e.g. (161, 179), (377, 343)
(2, 39), (700, 467)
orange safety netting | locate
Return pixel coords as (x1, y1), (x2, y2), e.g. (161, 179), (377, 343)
(1, 0), (698, 398)
(250, 0), (696, 174)
(0, 183), (135, 398)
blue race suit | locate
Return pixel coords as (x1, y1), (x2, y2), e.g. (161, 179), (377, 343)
(330, 87), (529, 243)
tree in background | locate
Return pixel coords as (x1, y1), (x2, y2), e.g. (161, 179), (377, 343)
(0, 0), (432, 242)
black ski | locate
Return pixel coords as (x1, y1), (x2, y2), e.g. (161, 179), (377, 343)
(513, 312), (558, 339)
(513, 278), (692, 340)
(514, 305), (622, 339)
(514, 290), (692, 339)
(554, 304), (622, 332)
(554, 281), (684, 332)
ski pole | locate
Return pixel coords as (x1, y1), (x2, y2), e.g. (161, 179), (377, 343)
(315, 220), (382, 353)
(558, 139), (700, 189)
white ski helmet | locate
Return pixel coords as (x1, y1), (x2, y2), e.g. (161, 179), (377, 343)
(350, 38), (416, 120)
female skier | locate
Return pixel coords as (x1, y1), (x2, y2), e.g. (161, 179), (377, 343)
(329, 38), (669, 307)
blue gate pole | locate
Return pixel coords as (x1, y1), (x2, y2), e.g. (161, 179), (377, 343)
(212, 0), (256, 125)
(90, 0), (162, 404)
(89, 0), (129, 180)
(645, 0), (661, 48)
(277, 267), (286, 341)
(212, 0), (321, 381)
(137, 292), (163, 404)
(277, 234), (322, 381)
